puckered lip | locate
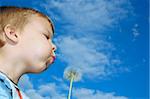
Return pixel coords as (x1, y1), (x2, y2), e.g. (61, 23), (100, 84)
(51, 55), (56, 63)
(46, 55), (56, 65)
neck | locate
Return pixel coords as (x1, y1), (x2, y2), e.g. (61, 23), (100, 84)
(0, 66), (23, 84)
(0, 56), (26, 84)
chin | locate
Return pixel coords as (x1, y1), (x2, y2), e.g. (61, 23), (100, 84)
(30, 63), (48, 73)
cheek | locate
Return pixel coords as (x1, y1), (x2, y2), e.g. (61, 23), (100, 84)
(24, 38), (50, 61)
(33, 40), (50, 58)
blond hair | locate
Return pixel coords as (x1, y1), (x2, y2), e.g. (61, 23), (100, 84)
(0, 6), (54, 47)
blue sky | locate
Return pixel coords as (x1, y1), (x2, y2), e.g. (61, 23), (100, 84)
(0, 0), (149, 99)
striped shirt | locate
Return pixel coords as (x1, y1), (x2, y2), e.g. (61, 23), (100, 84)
(0, 72), (30, 99)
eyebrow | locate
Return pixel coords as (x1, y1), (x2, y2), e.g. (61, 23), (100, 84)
(47, 29), (54, 38)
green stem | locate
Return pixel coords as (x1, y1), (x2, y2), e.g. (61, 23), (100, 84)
(68, 76), (74, 99)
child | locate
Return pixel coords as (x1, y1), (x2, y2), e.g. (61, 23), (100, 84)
(0, 6), (56, 99)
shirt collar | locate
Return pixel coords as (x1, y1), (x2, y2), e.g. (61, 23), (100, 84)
(0, 71), (19, 89)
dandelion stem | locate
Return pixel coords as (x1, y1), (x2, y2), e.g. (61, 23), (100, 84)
(68, 75), (74, 99)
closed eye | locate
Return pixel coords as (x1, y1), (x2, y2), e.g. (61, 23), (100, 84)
(44, 34), (49, 39)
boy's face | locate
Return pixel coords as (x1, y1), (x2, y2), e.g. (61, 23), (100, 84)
(19, 16), (56, 73)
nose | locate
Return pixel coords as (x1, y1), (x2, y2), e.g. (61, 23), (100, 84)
(52, 43), (57, 52)
(49, 41), (57, 57)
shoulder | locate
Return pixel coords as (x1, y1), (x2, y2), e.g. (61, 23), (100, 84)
(0, 79), (12, 98)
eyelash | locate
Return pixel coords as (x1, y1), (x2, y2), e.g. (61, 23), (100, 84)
(44, 34), (49, 39)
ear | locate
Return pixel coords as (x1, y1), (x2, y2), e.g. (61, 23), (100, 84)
(4, 24), (20, 44)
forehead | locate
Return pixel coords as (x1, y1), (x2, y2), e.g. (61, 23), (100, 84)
(27, 16), (53, 37)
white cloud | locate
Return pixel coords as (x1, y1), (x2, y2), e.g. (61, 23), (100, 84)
(51, 75), (64, 82)
(19, 75), (67, 99)
(24, 83), (66, 99)
(73, 88), (128, 99)
(55, 36), (125, 80)
(18, 74), (33, 91)
(25, 89), (45, 99)
(37, 83), (66, 99)
(41, 0), (133, 35)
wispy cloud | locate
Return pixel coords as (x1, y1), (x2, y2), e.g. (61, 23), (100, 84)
(41, 0), (133, 35)
(132, 24), (140, 41)
(73, 88), (128, 99)
(56, 36), (113, 79)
